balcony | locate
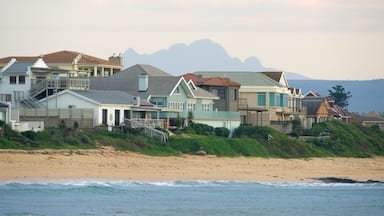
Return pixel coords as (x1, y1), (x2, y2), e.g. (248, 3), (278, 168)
(30, 78), (89, 98)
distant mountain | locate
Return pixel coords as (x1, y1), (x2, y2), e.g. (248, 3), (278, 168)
(123, 39), (310, 80)
(289, 79), (384, 113)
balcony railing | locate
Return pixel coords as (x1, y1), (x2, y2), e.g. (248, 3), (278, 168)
(125, 118), (165, 129)
(192, 111), (240, 121)
(30, 78), (89, 98)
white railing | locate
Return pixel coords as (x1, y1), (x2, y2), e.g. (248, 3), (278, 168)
(125, 118), (168, 143)
(125, 118), (164, 129)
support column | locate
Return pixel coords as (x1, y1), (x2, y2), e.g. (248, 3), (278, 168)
(101, 67), (105, 77)
(93, 66), (97, 77)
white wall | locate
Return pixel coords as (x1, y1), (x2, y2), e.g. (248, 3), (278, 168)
(43, 91), (132, 127)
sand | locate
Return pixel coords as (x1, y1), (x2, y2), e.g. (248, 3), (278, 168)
(1, 148), (384, 183)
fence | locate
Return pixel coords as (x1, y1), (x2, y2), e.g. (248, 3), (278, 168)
(18, 108), (94, 128)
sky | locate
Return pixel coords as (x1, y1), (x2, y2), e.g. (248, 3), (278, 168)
(1, 0), (384, 80)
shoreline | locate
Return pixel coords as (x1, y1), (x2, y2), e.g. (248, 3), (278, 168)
(1, 149), (384, 183)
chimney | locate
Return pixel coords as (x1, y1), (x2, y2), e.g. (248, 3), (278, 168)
(108, 53), (122, 66)
(138, 74), (149, 92)
(133, 96), (141, 106)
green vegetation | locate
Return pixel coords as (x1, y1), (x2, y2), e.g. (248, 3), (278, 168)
(1, 120), (383, 158)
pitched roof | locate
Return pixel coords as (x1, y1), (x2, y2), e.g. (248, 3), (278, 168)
(90, 72), (181, 99)
(0, 50), (121, 67)
(43, 50), (121, 66)
(0, 56), (39, 63)
(71, 90), (153, 106)
(194, 71), (284, 87)
(302, 97), (327, 115)
(183, 73), (240, 87)
(91, 64), (217, 99)
(1, 61), (35, 75)
(115, 64), (171, 77)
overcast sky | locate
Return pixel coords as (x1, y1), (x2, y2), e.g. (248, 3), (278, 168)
(1, 0), (383, 80)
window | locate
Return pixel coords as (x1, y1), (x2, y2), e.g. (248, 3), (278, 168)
(174, 86), (180, 94)
(0, 94), (12, 102)
(269, 93), (275, 106)
(102, 109), (108, 125)
(18, 76), (25, 84)
(187, 103), (195, 111)
(202, 104), (211, 112)
(10, 76), (16, 84)
(232, 89), (238, 101)
(150, 97), (165, 107)
(168, 102), (185, 110)
(124, 110), (131, 119)
(218, 89), (225, 99)
(257, 92), (266, 106)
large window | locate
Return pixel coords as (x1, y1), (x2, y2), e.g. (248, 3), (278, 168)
(10, 76), (16, 84)
(168, 102), (185, 110)
(257, 92), (266, 106)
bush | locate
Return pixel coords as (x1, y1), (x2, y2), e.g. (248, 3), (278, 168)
(214, 127), (230, 137)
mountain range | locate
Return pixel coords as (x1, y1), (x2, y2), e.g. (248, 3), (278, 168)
(123, 39), (309, 80)
(122, 39), (383, 113)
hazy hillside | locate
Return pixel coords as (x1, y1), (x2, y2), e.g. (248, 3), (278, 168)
(289, 79), (384, 113)
(123, 39), (310, 80)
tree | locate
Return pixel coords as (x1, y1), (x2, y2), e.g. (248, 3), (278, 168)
(328, 85), (352, 110)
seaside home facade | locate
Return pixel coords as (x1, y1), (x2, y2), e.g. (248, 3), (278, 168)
(183, 73), (240, 112)
(194, 71), (305, 133)
(0, 50), (122, 78)
(39, 89), (161, 128)
(0, 58), (81, 109)
(90, 64), (241, 132)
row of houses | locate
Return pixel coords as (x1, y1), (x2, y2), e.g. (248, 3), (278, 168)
(1, 50), (380, 135)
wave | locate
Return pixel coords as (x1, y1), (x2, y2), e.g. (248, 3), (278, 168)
(1, 179), (383, 189)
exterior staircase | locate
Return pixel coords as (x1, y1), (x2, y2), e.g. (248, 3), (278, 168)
(125, 119), (168, 144)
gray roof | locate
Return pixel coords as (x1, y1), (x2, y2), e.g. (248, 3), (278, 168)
(194, 71), (284, 87)
(91, 64), (217, 99)
(90, 75), (181, 99)
(115, 64), (171, 78)
(1, 61), (34, 75)
(72, 90), (153, 106)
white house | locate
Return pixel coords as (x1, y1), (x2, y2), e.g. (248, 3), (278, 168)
(39, 89), (162, 127)
(0, 58), (70, 108)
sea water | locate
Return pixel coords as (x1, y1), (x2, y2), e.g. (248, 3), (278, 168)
(0, 180), (383, 216)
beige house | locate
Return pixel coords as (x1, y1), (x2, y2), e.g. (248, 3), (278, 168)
(0, 51), (122, 78)
(195, 71), (305, 133)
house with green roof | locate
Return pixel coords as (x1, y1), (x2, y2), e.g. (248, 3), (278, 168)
(90, 64), (241, 131)
(194, 71), (305, 133)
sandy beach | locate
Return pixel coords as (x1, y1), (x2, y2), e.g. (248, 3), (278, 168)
(1, 148), (383, 183)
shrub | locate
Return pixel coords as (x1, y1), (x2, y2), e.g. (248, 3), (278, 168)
(214, 127), (230, 137)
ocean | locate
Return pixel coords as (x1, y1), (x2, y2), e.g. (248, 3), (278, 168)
(0, 180), (383, 216)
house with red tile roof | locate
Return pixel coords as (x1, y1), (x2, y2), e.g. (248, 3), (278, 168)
(0, 50), (122, 77)
(183, 73), (240, 112)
